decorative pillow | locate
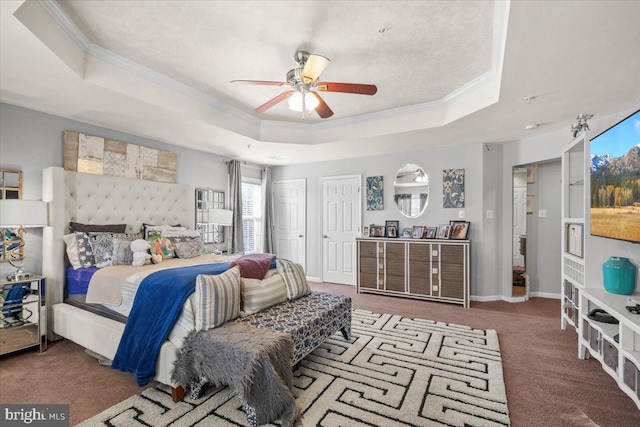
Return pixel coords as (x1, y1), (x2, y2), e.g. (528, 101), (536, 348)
(148, 237), (175, 260)
(161, 229), (202, 243)
(74, 232), (95, 268)
(63, 233), (82, 269)
(88, 232), (116, 267)
(194, 266), (241, 331)
(276, 259), (311, 300)
(240, 273), (287, 316)
(264, 268), (278, 279)
(111, 234), (139, 265)
(70, 222), (126, 233)
(173, 238), (208, 259)
(231, 253), (276, 280)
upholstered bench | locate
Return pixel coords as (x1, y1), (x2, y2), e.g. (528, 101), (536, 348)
(187, 292), (351, 400)
(236, 291), (352, 364)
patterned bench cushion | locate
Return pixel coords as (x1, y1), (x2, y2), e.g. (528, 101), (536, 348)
(234, 291), (351, 365)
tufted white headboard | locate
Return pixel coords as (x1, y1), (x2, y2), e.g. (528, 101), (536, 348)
(42, 166), (195, 340)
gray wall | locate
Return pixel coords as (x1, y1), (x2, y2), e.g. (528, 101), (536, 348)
(271, 142), (498, 298)
(0, 103), (230, 277)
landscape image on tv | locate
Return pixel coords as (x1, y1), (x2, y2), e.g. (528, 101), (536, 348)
(590, 109), (640, 243)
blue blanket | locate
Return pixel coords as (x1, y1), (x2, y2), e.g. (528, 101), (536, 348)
(111, 262), (232, 386)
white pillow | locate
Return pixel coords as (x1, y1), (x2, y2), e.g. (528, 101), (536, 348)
(194, 266), (241, 331)
(240, 273), (287, 316)
(63, 233), (82, 269)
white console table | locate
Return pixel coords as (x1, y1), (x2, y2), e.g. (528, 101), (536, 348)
(580, 288), (640, 409)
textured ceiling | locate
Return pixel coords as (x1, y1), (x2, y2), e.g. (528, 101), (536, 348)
(57, 0), (495, 123)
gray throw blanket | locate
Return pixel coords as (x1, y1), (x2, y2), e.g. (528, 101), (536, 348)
(172, 323), (299, 427)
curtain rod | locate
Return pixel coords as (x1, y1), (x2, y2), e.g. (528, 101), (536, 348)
(224, 159), (266, 171)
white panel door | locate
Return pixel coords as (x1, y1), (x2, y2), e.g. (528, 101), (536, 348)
(322, 175), (361, 285)
(273, 179), (306, 270)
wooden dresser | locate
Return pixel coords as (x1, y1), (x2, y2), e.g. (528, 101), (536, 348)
(356, 238), (470, 307)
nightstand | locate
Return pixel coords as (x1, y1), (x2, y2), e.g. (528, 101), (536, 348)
(0, 275), (46, 355)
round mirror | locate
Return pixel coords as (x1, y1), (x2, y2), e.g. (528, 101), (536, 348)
(394, 163), (429, 218)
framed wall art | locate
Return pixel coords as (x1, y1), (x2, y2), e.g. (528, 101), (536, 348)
(366, 176), (384, 211)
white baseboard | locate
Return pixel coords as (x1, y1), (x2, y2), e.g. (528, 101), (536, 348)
(306, 276), (321, 283)
(530, 291), (561, 299)
(470, 295), (505, 302)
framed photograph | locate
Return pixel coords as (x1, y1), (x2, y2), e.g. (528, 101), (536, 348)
(401, 227), (412, 238)
(373, 226), (385, 237)
(369, 224), (375, 237)
(436, 224), (451, 239)
(412, 226), (424, 239)
(362, 226), (370, 237)
(425, 226), (437, 239)
(449, 221), (470, 240)
(526, 193), (535, 214)
(385, 220), (399, 238)
(566, 223), (583, 258)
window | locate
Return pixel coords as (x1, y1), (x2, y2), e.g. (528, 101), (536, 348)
(242, 180), (262, 253)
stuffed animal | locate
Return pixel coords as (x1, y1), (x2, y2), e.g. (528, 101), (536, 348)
(130, 239), (152, 266)
(150, 253), (163, 264)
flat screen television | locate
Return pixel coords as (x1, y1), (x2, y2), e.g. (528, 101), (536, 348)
(590, 109), (640, 243)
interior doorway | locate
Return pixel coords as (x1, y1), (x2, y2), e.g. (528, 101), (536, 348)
(272, 179), (306, 270)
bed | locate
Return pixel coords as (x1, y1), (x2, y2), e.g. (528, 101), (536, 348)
(42, 166), (205, 399)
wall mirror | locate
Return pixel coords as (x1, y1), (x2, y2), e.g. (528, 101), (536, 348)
(394, 163), (429, 218)
(1, 168), (23, 263)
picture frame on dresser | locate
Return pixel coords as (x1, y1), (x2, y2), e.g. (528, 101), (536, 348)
(436, 224), (451, 239)
(385, 220), (399, 238)
(362, 226), (370, 237)
(411, 226), (424, 239)
(424, 226), (437, 239)
(449, 221), (470, 240)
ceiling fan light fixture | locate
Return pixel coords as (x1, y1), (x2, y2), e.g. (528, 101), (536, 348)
(288, 91), (319, 112)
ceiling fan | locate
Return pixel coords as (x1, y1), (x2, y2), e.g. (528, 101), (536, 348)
(231, 50), (377, 119)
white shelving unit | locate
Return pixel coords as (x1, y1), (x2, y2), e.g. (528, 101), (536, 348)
(561, 132), (640, 410)
(561, 133), (587, 332)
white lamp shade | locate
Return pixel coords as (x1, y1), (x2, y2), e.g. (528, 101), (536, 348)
(210, 208), (233, 226)
(288, 91), (319, 112)
(0, 199), (48, 228)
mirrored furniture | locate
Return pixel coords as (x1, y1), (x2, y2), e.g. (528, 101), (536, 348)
(393, 163), (429, 218)
(0, 275), (47, 355)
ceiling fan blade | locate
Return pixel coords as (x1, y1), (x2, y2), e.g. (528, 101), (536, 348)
(311, 92), (334, 118)
(231, 80), (291, 86)
(316, 82), (377, 95)
(254, 91), (295, 113)
(301, 54), (330, 84)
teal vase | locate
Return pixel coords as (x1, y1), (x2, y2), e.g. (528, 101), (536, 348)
(602, 257), (637, 295)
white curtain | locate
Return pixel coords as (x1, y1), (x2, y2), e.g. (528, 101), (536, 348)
(262, 167), (275, 253)
(228, 160), (244, 254)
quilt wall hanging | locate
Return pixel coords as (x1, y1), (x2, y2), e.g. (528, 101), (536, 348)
(63, 131), (177, 183)
(366, 176), (384, 211)
(442, 169), (465, 208)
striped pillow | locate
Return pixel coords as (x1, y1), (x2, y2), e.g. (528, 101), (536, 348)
(194, 266), (241, 331)
(276, 259), (311, 300)
(240, 274), (287, 316)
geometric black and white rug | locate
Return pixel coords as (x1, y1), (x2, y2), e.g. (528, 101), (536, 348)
(78, 310), (510, 426)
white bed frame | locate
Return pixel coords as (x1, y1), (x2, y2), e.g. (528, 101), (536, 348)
(42, 166), (195, 399)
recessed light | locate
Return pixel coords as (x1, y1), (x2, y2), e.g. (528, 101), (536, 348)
(525, 124), (539, 130)
(377, 26), (390, 34)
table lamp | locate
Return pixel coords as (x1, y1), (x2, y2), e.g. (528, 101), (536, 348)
(210, 208), (233, 255)
(0, 199), (48, 281)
